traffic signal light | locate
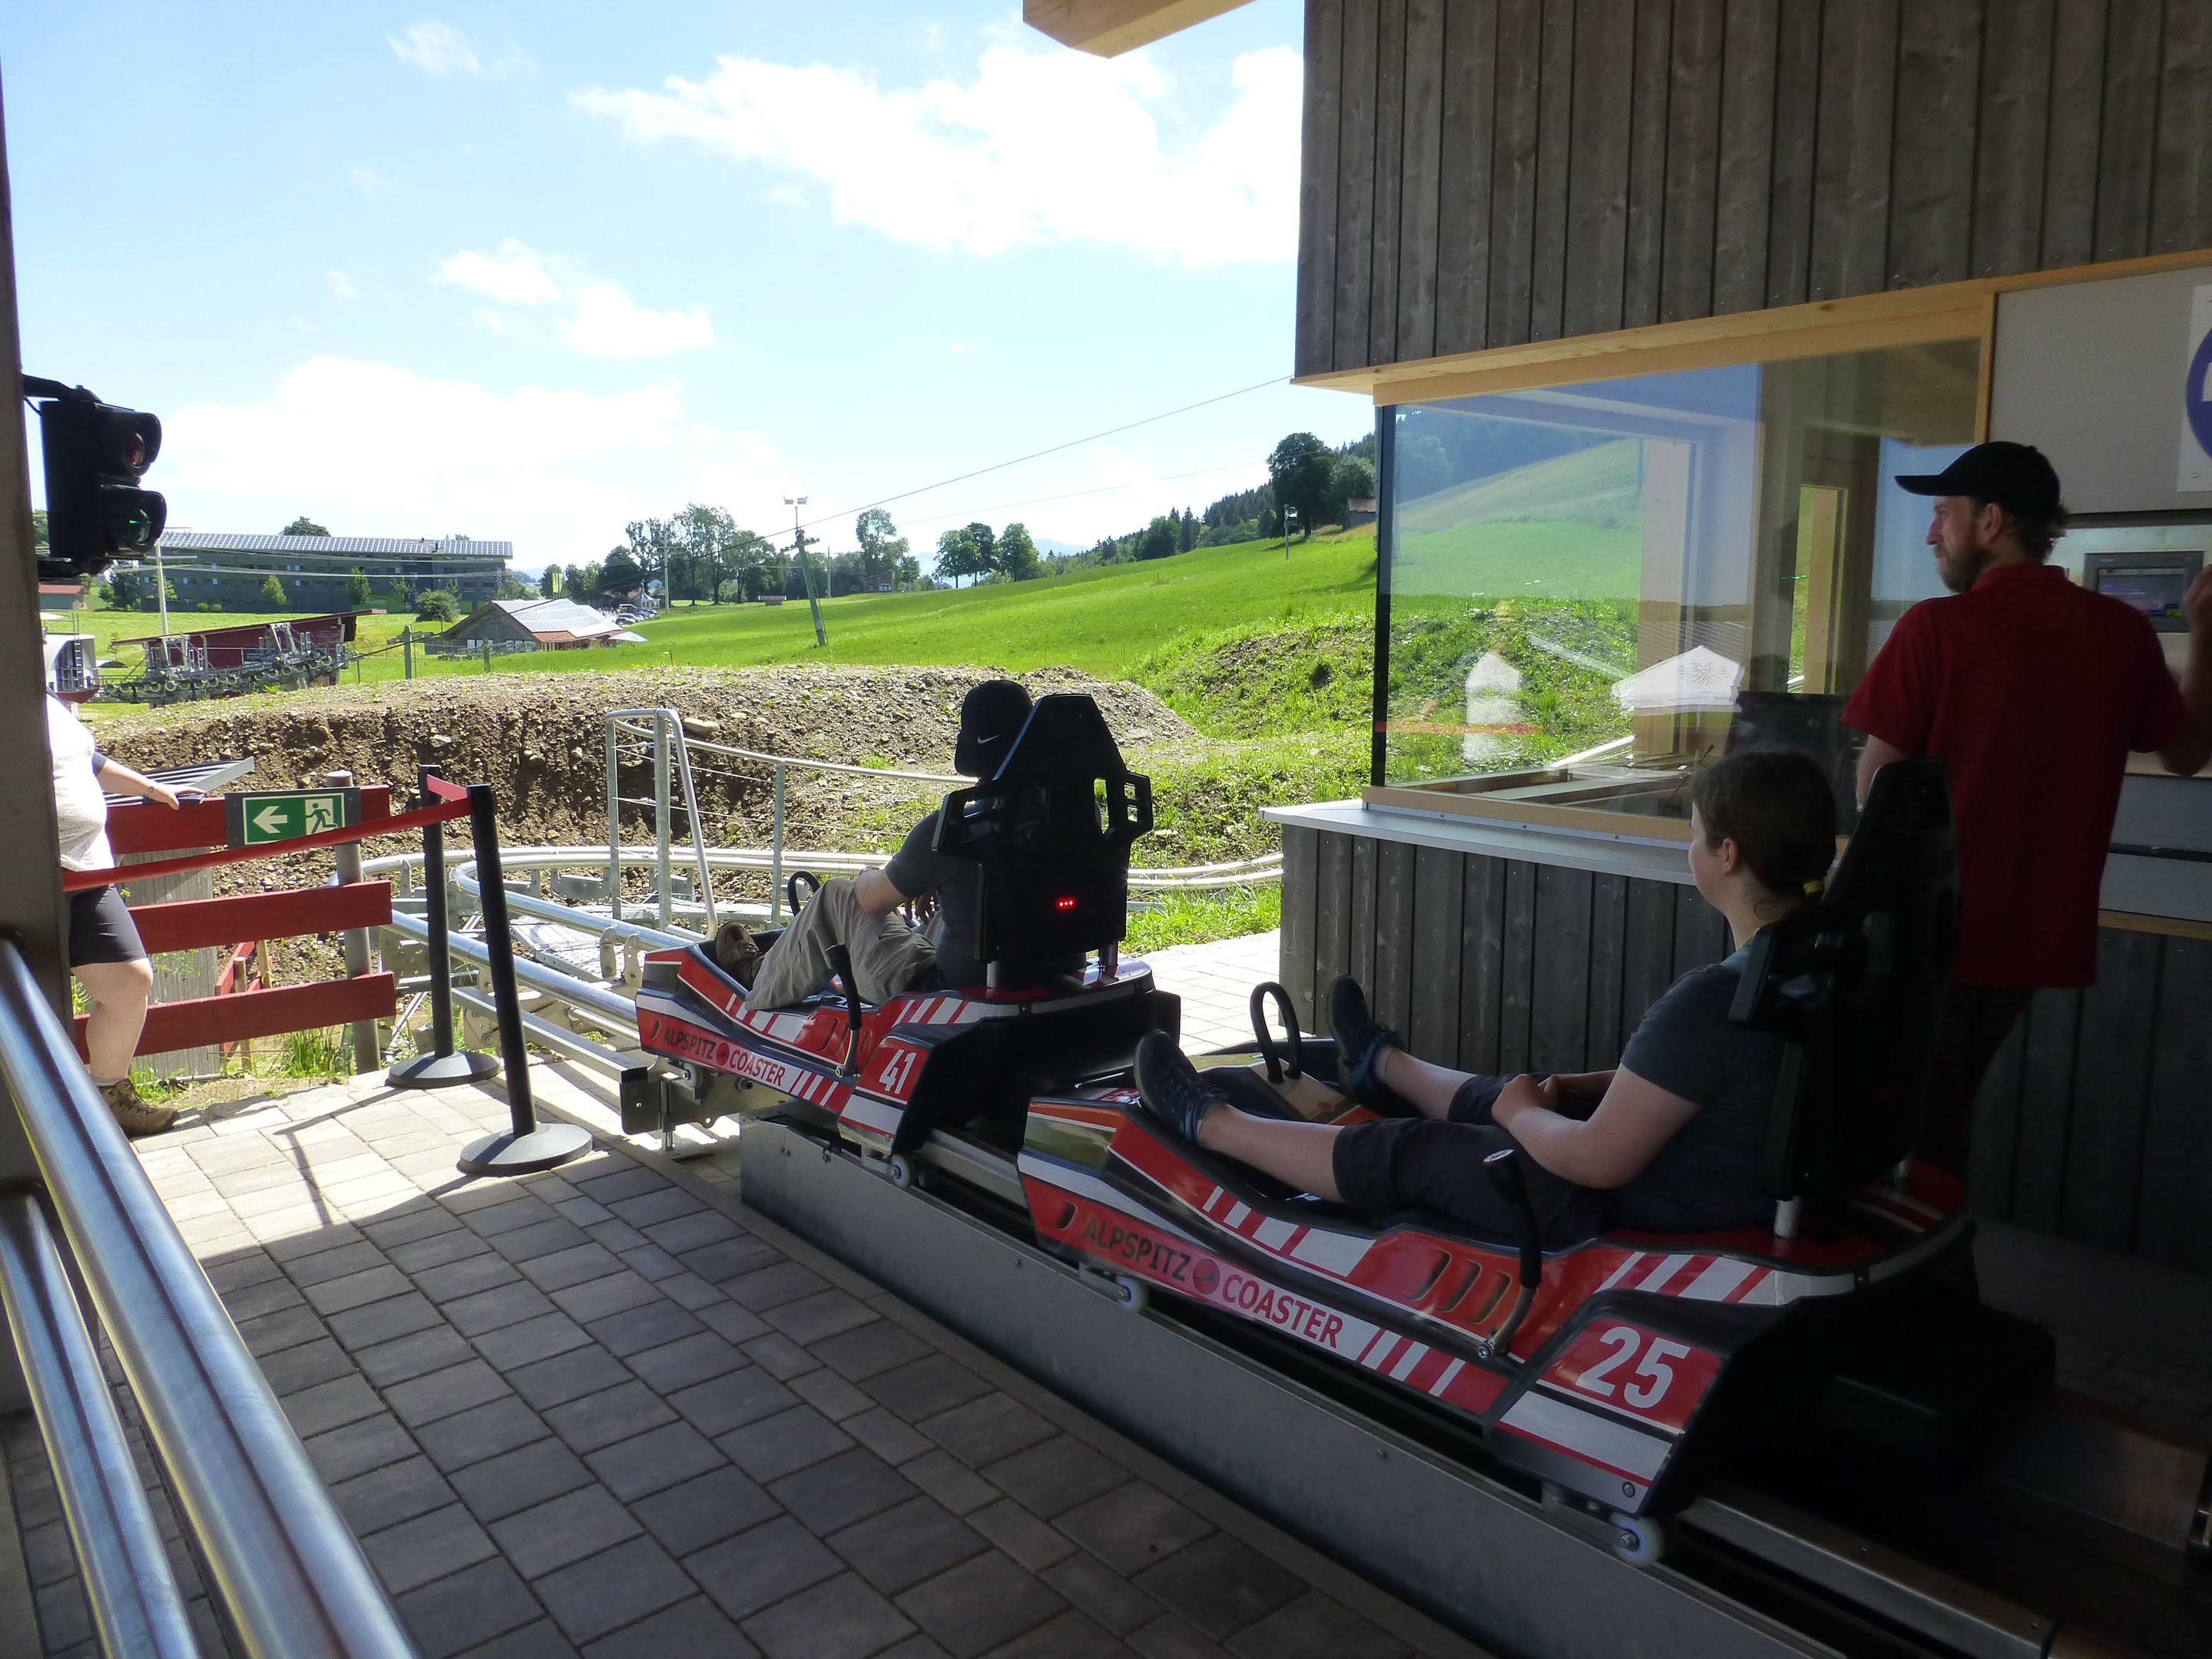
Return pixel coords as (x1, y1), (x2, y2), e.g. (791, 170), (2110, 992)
(25, 376), (165, 578)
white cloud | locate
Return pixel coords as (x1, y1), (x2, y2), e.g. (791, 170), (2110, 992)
(325, 270), (358, 300)
(434, 240), (712, 357)
(438, 239), (561, 305)
(161, 357), (783, 565)
(561, 285), (714, 359)
(573, 40), (1300, 266)
(351, 167), (393, 198)
(390, 21), (480, 77)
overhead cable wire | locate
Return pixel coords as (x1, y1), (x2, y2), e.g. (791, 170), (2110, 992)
(792, 373), (1284, 535)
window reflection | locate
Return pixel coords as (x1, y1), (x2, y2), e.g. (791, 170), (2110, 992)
(1382, 341), (1982, 824)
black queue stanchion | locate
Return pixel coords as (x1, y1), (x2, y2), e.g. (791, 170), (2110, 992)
(453, 782), (593, 1178)
(387, 766), (499, 1090)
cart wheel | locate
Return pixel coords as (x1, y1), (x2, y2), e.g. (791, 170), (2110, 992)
(886, 1152), (916, 1190)
(1107, 1273), (1148, 1313)
(1610, 1513), (1667, 1566)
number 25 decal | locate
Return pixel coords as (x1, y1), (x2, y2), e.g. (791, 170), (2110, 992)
(1574, 1326), (1695, 1410)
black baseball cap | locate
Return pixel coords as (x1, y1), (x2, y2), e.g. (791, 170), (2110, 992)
(1895, 441), (2062, 518)
(954, 679), (1032, 777)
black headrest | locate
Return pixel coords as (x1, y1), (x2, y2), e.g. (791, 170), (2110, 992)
(1731, 757), (1958, 1204)
(931, 694), (1153, 969)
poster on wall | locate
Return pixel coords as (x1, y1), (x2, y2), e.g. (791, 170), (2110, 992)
(2183, 283), (2212, 492)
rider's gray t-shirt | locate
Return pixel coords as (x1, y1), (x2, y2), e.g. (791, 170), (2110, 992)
(883, 810), (985, 990)
(1608, 951), (1782, 1233)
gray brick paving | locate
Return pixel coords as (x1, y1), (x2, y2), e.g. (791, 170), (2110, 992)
(3, 1068), (1487, 1659)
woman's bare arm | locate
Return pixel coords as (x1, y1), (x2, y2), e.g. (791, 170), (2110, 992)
(95, 759), (179, 809)
(1492, 1068), (1700, 1189)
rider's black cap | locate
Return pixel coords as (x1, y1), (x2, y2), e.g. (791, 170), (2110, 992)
(1895, 441), (2062, 518)
(955, 679), (1032, 777)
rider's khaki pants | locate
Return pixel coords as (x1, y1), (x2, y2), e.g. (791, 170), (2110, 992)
(742, 876), (935, 1010)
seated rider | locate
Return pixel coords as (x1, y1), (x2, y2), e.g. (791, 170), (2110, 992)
(1135, 747), (1839, 1243)
(740, 679), (1035, 1009)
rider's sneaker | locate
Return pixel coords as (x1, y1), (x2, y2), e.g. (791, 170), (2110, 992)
(1134, 1031), (1228, 1144)
(101, 1076), (177, 1138)
(1329, 975), (1402, 1108)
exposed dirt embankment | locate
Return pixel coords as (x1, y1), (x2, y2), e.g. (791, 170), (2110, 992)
(91, 666), (1206, 858)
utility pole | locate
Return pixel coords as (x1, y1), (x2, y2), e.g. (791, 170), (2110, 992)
(154, 536), (170, 637)
(1281, 504), (1296, 561)
(784, 496), (826, 647)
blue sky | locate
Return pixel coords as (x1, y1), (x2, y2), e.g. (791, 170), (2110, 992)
(8, 2), (1372, 571)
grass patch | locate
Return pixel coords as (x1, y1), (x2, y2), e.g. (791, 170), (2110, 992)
(1125, 884), (1281, 955)
(511, 527), (1379, 682)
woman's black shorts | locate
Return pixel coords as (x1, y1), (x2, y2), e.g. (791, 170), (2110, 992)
(68, 885), (147, 969)
(1330, 1075), (1604, 1244)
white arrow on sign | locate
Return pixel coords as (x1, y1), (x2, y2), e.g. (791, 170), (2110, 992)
(253, 805), (290, 836)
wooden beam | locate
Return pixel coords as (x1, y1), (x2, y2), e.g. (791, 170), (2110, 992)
(1024, 0), (1255, 57)
(1302, 242), (2212, 404)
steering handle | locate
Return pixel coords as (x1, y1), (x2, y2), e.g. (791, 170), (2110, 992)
(823, 942), (865, 1077)
(786, 869), (821, 915)
(1248, 982), (1303, 1084)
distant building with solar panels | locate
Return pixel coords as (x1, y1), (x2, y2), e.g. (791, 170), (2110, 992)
(147, 531), (512, 610)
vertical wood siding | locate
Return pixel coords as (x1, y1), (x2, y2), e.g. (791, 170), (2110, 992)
(1297, 0), (2212, 373)
(1283, 831), (2212, 1270)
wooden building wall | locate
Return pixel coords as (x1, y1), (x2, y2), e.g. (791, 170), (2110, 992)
(1281, 827), (2212, 1274)
(1297, 0), (2212, 378)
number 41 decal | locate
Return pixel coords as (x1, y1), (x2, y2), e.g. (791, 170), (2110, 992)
(1545, 1323), (1721, 1432)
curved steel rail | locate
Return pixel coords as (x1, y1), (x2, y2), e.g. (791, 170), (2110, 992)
(0, 939), (414, 1658)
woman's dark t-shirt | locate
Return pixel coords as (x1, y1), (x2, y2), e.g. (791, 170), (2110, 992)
(1608, 951), (1780, 1233)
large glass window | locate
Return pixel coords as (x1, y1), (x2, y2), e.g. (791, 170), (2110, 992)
(1379, 340), (1980, 827)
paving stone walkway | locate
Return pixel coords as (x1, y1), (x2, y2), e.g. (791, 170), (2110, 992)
(1138, 932), (1280, 1056)
(2, 1065), (1486, 1659)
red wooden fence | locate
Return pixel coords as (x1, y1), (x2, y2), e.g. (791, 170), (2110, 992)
(68, 783), (472, 1061)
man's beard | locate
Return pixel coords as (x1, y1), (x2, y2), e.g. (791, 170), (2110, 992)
(1936, 538), (1988, 594)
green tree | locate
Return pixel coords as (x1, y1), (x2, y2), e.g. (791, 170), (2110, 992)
(496, 571), (538, 600)
(1137, 515), (1179, 561)
(343, 568), (373, 608)
(855, 508), (909, 581)
(601, 547), (647, 598)
(1177, 508), (1200, 553)
(260, 575), (286, 608)
(996, 522), (1041, 581)
(1267, 432), (1335, 541)
(31, 508), (48, 551)
(621, 519), (672, 599)
(1331, 454), (1376, 518)
(961, 522), (996, 576)
(416, 588), (458, 623)
(935, 527), (988, 587)
(281, 516), (331, 536)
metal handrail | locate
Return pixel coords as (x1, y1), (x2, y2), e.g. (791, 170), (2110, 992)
(0, 939), (414, 1658)
(0, 1190), (197, 1658)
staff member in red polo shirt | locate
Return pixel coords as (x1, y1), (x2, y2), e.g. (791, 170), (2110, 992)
(1845, 442), (2212, 1179)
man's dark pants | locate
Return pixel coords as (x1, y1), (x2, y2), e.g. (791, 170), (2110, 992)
(1921, 982), (2035, 1181)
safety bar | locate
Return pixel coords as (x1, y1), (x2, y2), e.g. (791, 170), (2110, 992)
(0, 939), (414, 1657)
(0, 1190), (197, 1658)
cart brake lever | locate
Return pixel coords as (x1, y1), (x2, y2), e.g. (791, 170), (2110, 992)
(1479, 1147), (1541, 1363)
(1248, 982), (1302, 1084)
(823, 943), (864, 1078)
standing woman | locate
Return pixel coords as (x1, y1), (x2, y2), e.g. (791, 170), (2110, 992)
(48, 694), (181, 1136)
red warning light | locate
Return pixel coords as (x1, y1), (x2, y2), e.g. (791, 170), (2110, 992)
(1055, 896), (1078, 910)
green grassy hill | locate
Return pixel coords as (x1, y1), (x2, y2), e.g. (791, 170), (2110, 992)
(1393, 438), (1644, 601)
(517, 527), (1379, 682)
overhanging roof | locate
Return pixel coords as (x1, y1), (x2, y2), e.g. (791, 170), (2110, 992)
(1023, 0), (1253, 56)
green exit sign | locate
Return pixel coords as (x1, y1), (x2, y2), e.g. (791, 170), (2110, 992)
(224, 788), (363, 849)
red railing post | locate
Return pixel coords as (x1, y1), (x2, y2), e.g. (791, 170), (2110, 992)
(454, 783), (591, 1178)
(387, 766), (497, 1091)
